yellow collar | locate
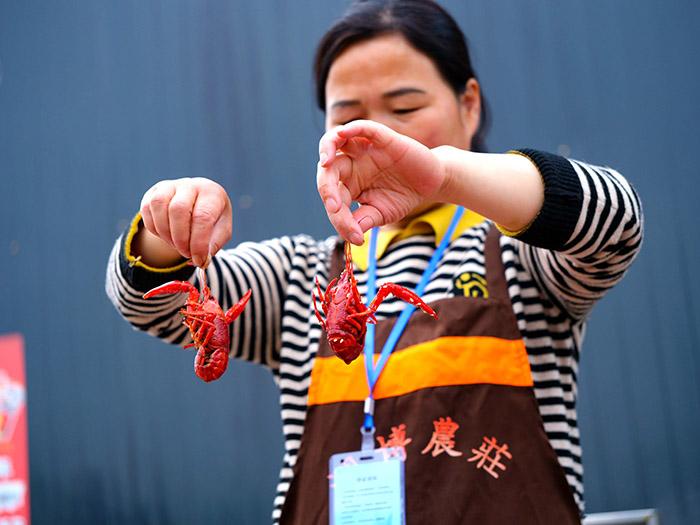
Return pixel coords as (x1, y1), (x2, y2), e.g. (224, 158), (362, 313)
(350, 205), (484, 271)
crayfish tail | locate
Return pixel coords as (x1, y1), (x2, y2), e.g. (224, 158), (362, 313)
(194, 347), (228, 382)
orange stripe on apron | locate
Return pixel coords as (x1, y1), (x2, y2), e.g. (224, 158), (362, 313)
(308, 335), (533, 405)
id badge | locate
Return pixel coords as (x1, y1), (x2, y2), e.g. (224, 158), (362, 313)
(329, 447), (405, 524)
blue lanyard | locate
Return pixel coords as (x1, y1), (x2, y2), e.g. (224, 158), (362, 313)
(361, 206), (465, 448)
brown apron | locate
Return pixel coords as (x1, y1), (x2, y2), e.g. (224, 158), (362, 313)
(281, 227), (581, 524)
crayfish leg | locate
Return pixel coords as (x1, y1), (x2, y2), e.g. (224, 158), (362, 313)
(339, 315), (362, 334)
(183, 312), (216, 325)
(182, 313), (216, 351)
(326, 277), (338, 293)
(315, 277), (326, 303)
(347, 310), (372, 321)
(194, 320), (214, 347)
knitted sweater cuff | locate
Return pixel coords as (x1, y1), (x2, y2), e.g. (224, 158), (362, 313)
(501, 149), (583, 250)
(118, 213), (194, 292)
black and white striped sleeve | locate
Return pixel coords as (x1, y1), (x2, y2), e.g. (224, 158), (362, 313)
(503, 149), (644, 321)
(105, 214), (318, 371)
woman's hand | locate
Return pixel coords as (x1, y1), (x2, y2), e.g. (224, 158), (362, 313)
(137, 177), (232, 268)
(317, 120), (447, 244)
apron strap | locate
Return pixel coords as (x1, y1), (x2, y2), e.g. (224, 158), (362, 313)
(483, 224), (511, 303)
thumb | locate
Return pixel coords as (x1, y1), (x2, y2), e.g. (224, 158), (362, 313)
(353, 205), (385, 233)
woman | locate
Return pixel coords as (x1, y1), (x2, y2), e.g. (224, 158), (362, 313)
(106, 1), (643, 523)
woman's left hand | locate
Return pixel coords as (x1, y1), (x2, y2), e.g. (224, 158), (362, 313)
(317, 120), (446, 245)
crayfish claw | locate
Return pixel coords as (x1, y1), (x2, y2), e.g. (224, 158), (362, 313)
(143, 280), (198, 299)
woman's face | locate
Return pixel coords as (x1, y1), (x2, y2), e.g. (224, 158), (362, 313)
(324, 33), (481, 151)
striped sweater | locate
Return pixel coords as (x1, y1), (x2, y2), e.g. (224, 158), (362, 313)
(105, 149), (643, 521)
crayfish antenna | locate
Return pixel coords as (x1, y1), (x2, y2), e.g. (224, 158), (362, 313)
(196, 267), (211, 301)
(344, 241), (354, 274)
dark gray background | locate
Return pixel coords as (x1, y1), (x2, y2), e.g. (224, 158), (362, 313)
(1, 1), (698, 523)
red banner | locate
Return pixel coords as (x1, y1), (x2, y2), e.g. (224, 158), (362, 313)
(0, 334), (30, 525)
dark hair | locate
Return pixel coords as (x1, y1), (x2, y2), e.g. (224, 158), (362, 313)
(314, 0), (490, 152)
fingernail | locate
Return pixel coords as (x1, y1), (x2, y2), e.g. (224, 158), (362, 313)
(326, 197), (338, 212)
(351, 232), (364, 245)
(192, 256), (202, 268)
(319, 152), (328, 166)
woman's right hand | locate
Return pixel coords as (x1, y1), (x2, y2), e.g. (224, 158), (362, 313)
(137, 177), (232, 268)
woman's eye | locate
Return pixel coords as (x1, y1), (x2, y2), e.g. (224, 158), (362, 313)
(393, 107), (421, 115)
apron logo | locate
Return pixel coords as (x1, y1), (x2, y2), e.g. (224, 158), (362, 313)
(468, 436), (512, 479)
(454, 272), (488, 298)
(377, 423), (412, 461)
(375, 419), (513, 480)
(421, 417), (463, 458)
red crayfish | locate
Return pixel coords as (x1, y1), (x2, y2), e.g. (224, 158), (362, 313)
(313, 242), (437, 364)
(143, 268), (252, 382)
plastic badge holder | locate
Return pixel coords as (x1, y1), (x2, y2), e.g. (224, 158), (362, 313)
(329, 447), (405, 524)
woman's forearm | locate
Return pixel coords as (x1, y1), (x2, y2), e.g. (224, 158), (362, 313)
(434, 146), (544, 232)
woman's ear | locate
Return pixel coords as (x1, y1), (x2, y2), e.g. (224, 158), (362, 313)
(459, 78), (481, 142)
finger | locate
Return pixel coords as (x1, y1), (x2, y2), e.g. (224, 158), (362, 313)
(140, 185), (160, 235)
(140, 201), (156, 236)
(338, 120), (395, 148)
(353, 204), (386, 233)
(316, 154), (359, 216)
(147, 182), (177, 245)
(208, 199), (232, 258)
(328, 180), (364, 245)
(189, 192), (226, 267)
(317, 152), (353, 216)
(167, 183), (198, 258)
(337, 136), (371, 159)
(318, 126), (347, 167)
